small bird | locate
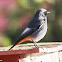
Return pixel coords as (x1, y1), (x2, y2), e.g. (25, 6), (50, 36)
(9, 8), (50, 50)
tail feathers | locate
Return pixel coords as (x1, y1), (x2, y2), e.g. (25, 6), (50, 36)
(9, 36), (32, 50)
(9, 38), (21, 50)
(9, 41), (19, 50)
(9, 45), (14, 50)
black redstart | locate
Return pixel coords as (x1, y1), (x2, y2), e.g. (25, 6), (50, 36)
(9, 8), (50, 50)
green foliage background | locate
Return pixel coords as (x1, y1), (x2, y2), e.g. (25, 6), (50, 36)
(0, 0), (62, 46)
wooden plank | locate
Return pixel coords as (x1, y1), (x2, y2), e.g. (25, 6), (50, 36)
(0, 55), (19, 62)
(0, 42), (62, 62)
(0, 48), (39, 56)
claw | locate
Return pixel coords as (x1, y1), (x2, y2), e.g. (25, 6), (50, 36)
(34, 42), (39, 48)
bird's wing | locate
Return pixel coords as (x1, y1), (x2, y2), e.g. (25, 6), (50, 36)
(14, 19), (40, 43)
(20, 18), (41, 37)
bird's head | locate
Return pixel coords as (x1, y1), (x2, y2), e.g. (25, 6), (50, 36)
(35, 8), (50, 21)
(40, 8), (50, 16)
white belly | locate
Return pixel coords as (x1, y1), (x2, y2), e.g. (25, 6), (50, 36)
(35, 26), (47, 42)
(31, 23), (47, 42)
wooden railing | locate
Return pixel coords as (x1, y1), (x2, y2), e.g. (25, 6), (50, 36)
(0, 42), (62, 62)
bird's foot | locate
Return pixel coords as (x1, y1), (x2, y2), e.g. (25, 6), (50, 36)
(34, 42), (39, 49)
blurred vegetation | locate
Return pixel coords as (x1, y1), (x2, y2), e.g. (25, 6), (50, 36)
(0, 0), (62, 46)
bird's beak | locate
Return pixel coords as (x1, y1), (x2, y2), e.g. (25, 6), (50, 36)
(47, 12), (51, 14)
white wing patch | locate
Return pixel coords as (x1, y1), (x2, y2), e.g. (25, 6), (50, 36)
(21, 27), (30, 35)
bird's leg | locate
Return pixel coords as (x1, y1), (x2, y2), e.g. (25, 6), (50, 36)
(34, 42), (39, 48)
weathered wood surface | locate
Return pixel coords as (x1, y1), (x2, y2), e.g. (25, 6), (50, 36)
(0, 42), (62, 62)
(0, 42), (62, 51)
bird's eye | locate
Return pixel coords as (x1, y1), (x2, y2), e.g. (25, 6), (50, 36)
(44, 11), (47, 15)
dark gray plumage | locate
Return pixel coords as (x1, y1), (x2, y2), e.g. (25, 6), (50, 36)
(9, 8), (50, 50)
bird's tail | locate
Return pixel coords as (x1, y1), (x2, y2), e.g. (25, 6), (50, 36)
(9, 36), (32, 50)
(9, 45), (15, 50)
(9, 40), (20, 50)
(9, 37), (22, 50)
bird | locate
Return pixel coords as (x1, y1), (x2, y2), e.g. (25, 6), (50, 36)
(9, 8), (50, 50)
